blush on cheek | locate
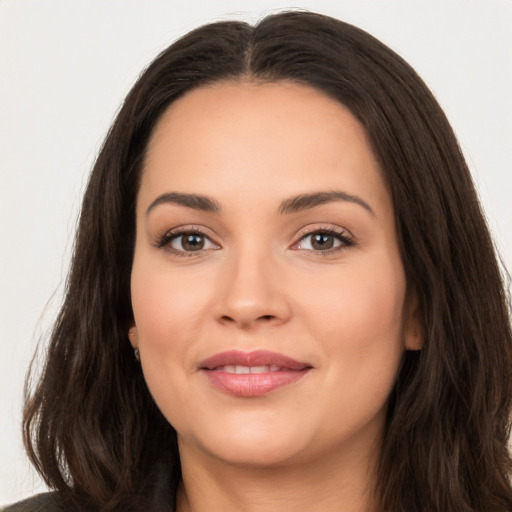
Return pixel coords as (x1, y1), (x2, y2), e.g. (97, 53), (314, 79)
(132, 271), (206, 342)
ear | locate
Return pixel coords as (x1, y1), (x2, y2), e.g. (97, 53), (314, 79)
(404, 291), (424, 351)
(128, 325), (139, 349)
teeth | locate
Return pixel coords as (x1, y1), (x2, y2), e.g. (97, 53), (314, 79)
(214, 365), (283, 374)
(250, 365), (268, 374)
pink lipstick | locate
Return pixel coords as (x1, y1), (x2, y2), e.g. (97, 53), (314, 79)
(199, 350), (312, 397)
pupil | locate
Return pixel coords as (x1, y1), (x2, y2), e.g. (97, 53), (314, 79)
(183, 234), (204, 251)
(312, 234), (333, 250)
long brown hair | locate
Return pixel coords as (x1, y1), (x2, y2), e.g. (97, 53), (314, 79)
(23, 11), (512, 511)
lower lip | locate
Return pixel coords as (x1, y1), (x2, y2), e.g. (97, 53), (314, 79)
(202, 369), (310, 397)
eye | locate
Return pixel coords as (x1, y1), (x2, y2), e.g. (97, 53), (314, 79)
(294, 228), (354, 253)
(158, 229), (219, 255)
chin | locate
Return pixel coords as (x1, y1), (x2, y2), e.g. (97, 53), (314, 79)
(204, 438), (306, 468)
(179, 415), (316, 468)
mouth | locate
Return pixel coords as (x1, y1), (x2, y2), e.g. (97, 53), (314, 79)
(199, 350), (312, 397)
(211, 364), (288, 374)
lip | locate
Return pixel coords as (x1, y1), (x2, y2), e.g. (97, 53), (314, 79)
(199, 350), (312, 397)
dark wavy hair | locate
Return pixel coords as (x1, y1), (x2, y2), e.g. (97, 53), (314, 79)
(23, 10), (512, 512)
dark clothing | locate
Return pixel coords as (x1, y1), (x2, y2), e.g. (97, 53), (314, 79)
(3, 493), (63, 512)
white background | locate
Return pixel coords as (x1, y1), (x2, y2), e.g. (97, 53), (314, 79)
(1, 0), (511, 504)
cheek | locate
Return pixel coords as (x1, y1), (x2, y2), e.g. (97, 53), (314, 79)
(344, 270), (405, 338)
(131, 261), (211, 352)
(297, 253), (407, 379)
(304, 250), (406, 337)
(306, 259), (407, 431)
(130, 264), (205, 429)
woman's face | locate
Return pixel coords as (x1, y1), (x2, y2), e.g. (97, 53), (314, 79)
(130, 81), (420, 469)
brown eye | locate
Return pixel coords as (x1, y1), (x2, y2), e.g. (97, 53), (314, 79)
(167, 232), (217, 253)
(311, 233), (335, 250)
(295, 229), (353, 253)
(181, 234), (205, 251)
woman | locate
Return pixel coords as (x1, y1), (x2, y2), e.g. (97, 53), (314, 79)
(6, 10), (512, 512)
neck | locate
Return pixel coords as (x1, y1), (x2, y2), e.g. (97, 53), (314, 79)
(176, 438), (381, 512)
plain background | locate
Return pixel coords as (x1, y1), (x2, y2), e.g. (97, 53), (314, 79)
(1, 0), (511, 504)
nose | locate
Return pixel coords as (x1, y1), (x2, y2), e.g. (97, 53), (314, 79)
(213, 250), (292, 329)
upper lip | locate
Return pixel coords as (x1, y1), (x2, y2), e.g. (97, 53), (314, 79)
(199, 350), (311, 371)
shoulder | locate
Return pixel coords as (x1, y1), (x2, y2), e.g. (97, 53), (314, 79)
(2, 493), (65, 512)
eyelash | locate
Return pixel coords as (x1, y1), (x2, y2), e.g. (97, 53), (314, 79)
(155, 226), (354, 257)
(155, 226), (217, 257)
(293, 227), (354, 255)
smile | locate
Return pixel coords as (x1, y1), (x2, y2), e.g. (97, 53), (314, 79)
(212, 365), (286, 374)
(199, 350), (312, 397)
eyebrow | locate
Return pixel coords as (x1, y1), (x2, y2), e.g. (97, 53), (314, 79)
(146, 192), (221, 215)
(278, 190), (375, 216)
(146, 190), (374, 217)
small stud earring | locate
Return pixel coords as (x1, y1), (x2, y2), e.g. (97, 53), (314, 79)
(128, 328), (140, 361)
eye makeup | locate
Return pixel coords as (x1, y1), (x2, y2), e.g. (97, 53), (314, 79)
(152, 222), (355, 258)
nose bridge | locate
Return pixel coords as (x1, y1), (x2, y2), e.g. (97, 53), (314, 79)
(215, 240), (291, 327)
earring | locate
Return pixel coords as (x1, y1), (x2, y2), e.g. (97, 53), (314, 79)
(128, 327), (140, 361)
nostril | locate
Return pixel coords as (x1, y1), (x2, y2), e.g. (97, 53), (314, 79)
(259, 315), (274, 321)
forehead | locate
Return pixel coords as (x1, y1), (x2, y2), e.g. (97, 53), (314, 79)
(139, 81), (391, 218)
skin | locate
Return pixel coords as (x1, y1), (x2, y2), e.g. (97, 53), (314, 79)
(130, 81), (422, 512)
